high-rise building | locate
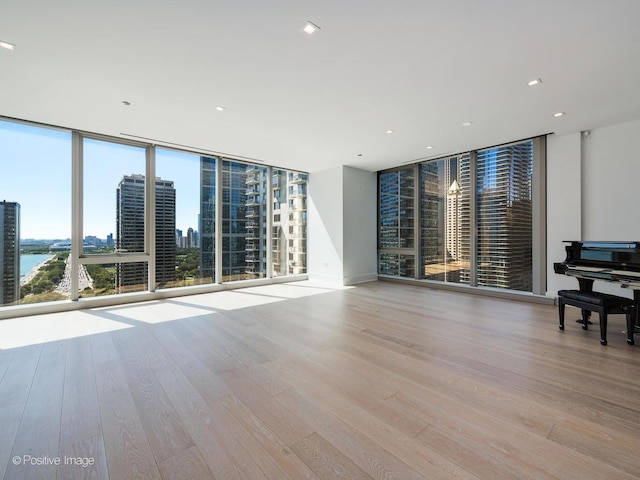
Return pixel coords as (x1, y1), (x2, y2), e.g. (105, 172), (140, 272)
(446, 179), (462, 262)
(244, 164), (266, 279)
(476, 142), (533, 291)
(0, 201), (20, 306)
(116, 174), (176, 292)
(199, 157), (217, 281)
(283, 172), (307, 275)
(186, 227), (195, 248)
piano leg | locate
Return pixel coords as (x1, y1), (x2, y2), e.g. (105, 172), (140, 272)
(577, 278), (594, 325)
(599, 312), (608, 345)
(581, 309), (591, 330)
(627, 307), (635, 345)
(634, 291), (640, 334)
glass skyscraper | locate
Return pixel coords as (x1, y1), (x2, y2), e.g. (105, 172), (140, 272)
(116, 174), (176, 291)
(0, 201), (20, 306)
(199, 157), (217, 281)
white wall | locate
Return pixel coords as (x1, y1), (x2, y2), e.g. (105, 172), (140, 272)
(582, 119), (640, 240)
(546, 132), (582, 295)
(308, 165), (377, 285)
(342, 166), (378, 285)
(308, 166), (344, 284)
(546, 119), (640, 298)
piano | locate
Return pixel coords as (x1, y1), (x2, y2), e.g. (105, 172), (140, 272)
(554, 241), (640, 329)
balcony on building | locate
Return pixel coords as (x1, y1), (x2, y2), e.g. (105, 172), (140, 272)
(289, 173), (307, 184)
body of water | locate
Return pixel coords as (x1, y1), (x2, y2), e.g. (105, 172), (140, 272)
(20, 254), (54, 279)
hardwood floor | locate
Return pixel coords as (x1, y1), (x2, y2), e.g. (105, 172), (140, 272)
(0, 280), (639, 479)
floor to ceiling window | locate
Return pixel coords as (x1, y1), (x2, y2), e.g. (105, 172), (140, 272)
(378, 137), (544, 294)
(156, 149), (216, 289)
(0, 119), (71, 307)
(378, 168), (415, 278)
(0, 116), (309, 318)
(272, 170), (308, 276)
(419, 154), (471, 284)
(476, 142), (534, 291)
(81, 137), (150, 296)
(221, 160), (267, 281)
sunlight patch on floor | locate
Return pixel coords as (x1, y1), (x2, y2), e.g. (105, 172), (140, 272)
(0, 280), (352, 349)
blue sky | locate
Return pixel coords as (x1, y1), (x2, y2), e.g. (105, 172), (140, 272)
(1, 120), (201, 240)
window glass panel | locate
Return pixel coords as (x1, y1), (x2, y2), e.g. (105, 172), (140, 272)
(419, 155), (471, 284)
(378, 167), (415, 279)
(222, 160), (267, 281)
(272, 169), (307, 276)
(76, 261), (147, 296)
(200, 156), (217, 283)
(379, 253), (415, 277)
(155, 149), (216, 288)
(83, 138), (146, 254)
(476, 141), (533, 291)
(0, 120), (71, 306)
(378, 168), (414, 249)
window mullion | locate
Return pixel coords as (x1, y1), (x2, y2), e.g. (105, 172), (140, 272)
(71, 131), (83, 301)
(215, 159), (223, 284)
(469, 150), (478, 287)
(146, 146), (156, 292)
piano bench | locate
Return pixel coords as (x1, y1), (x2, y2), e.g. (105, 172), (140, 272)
(557, 290), (635, 345)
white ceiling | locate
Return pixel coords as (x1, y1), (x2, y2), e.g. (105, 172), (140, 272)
(1, 0), (639, 173)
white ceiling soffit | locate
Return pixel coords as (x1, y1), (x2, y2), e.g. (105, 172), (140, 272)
(1, 0), (639, 173)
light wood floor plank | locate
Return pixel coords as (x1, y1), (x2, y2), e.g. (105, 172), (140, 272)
(0, 280), (638, 479)
(150, 324), (232, 403)
(218, 393), (319, 480)
(90, 332), (119, 365)
(0, 403), (25, 480)
(5, 341), (66, 480)
(0, 345), (42, 409)
(276, 388), (436, 480)
(153, 362), (268, 480)
(186, 318), (291, 396)
(268, 360), (478, 480)
(60, 337), (102, 449)
(291, 432), (373, 480)
(157, 446), (215, 480)
(110, 329), (195, 463)
(57, 434), (109, 480)
(94, 359), (161, 480)
(219, 367), (314, 447)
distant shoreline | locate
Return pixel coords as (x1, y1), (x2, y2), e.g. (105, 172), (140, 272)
(20, 255), (54, 286)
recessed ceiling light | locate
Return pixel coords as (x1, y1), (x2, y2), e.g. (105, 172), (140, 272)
(122, 100), (131, 106)
(553, 112), (565, 117)
(386, 129), (395, 134)
(426, 145), (433, 150)
(461, 121), (473, 127)
(527, 78), (542, 86)
(0, 41), (15, 50)
(357, 153), (363, 157)
(215, 105), (226, 111)
(302, 21), (320, 36)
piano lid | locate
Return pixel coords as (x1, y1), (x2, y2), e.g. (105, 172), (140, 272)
(558, 241), (640, 271)
(562, 241), (640, 249)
